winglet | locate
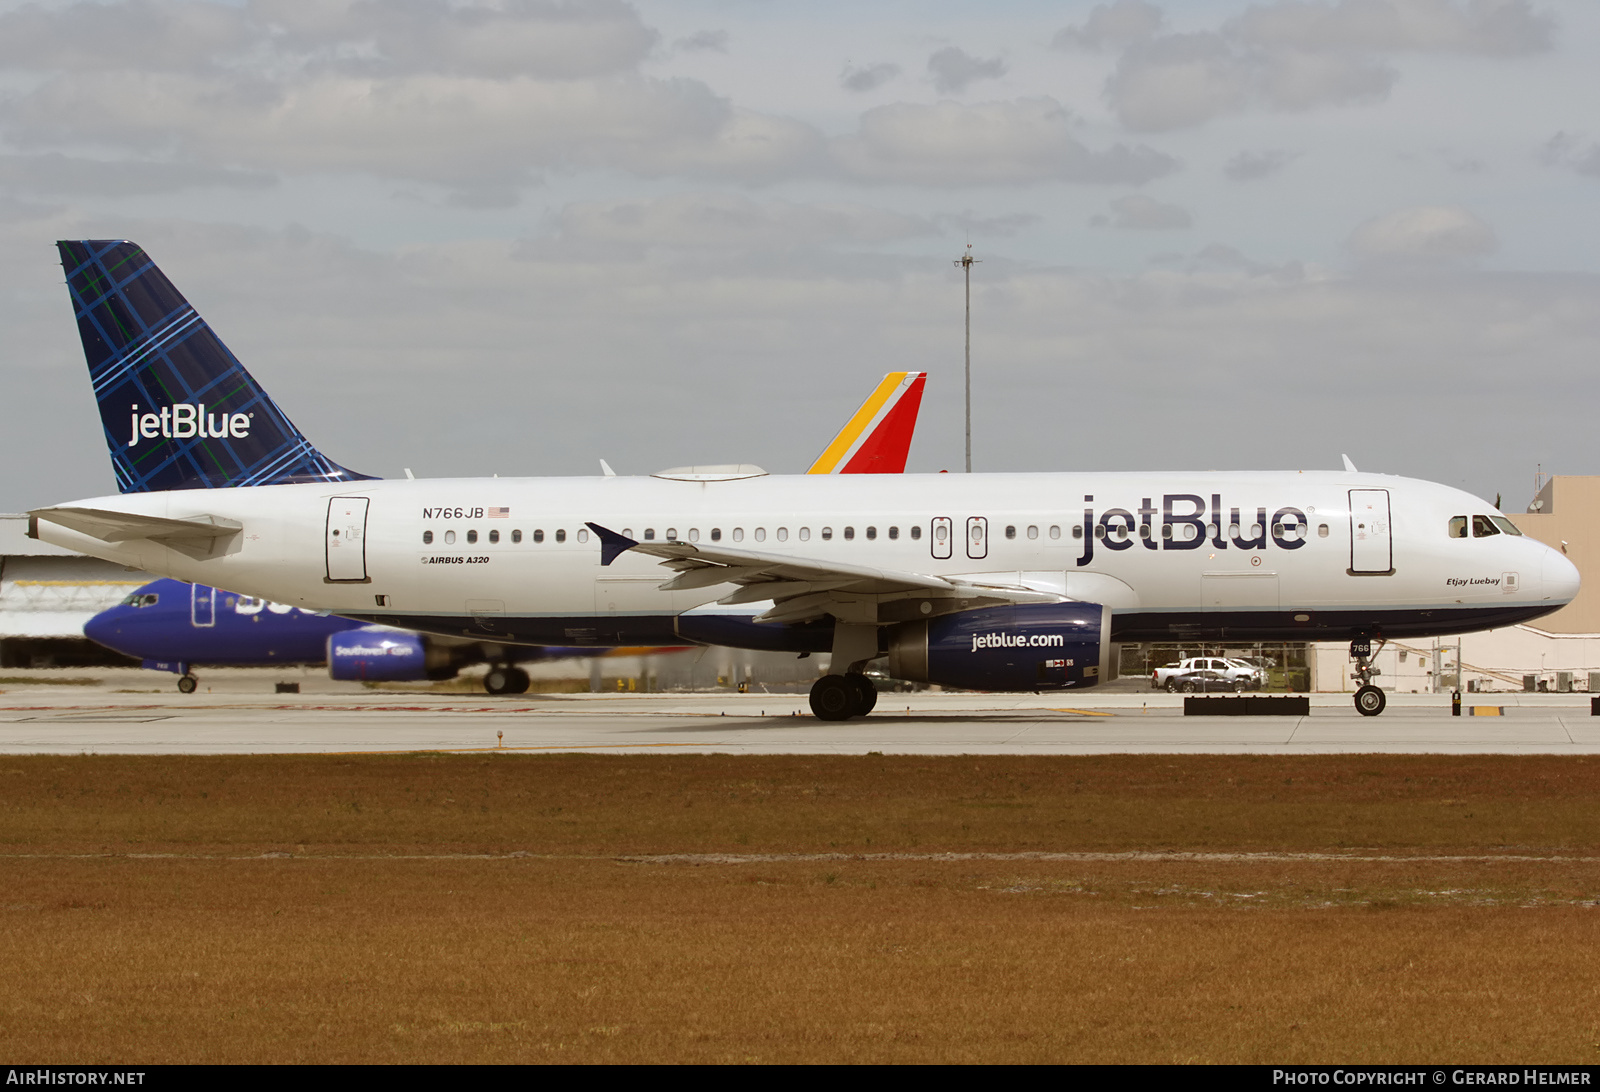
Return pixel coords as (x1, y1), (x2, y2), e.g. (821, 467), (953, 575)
(808, 372), (926, 474)
(586, 522), (637, 566)
(1341, 454), (1358, 473)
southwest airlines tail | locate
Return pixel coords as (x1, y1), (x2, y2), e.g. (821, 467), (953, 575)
(57, 239), (373, 492)
(807, 371), (926, 474)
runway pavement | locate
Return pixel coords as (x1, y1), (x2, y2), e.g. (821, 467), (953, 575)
(2, 678), (1598, 754)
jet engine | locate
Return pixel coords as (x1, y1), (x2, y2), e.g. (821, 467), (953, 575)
(328, 628), (433, 682)
(886, 602), (1111, 691)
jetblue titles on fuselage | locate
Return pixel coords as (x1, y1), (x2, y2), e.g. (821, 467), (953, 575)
(1075, 493), (1307, 566)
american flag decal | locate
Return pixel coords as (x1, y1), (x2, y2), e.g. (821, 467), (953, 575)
(488, 507), (510, 518)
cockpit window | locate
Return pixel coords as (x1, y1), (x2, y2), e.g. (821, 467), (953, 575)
(1472, 515), (1500, 538)
(1448, 516), (1467, 539)
(120, 592), (159, 608)
(1489, 516), (1523, 537)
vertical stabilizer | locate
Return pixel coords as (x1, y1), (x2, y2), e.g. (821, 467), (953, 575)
(807, 371), (927, 474)
(57, 239), (374, 492)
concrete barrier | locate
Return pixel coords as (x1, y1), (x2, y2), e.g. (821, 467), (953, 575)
(1184, 695), (1310, 716)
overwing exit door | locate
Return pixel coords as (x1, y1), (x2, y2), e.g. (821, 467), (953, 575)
(326, 497), (370, 582)
(931, 517), (952, 560)
(966, 516), (988, 560)
(1349, 489), (1393, 575)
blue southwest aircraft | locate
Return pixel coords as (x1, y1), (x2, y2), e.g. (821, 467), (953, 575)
(81, 372), (929, 693)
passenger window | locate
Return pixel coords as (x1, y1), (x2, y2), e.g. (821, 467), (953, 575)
(688, 528), (700, 542)
(1050, 525), (1060, 540)
(1094, 525), (1105, 539)
(643, 529), (655, 541)
(733, 528), (744, 542)
(755, 528), (766, 542)
(488, 529), (499, 544)
(1005, 525), (1016, 540)
(533, 529), (545, 543)
(711, 528), (722, 541)
(799, 528), (810, 541)
(1317, 524), (1328, 538)
(1027, 525), (1038, 540)
(555, 529), (566, 543)
(888, 526), (898, 540)
(1472, 515), (1500, 538)
(1448, 516), (1467, 539)
(1160, 525), (1172, 540)
(666, 528), (677, 540)
(422, 530), (433, 545)
(466, 529), (478, 544)
(577, 529), (589, 543)
(444, 530), (456, 545)
(821, 527), (833, 541)
(910, 525), (921, 541)
(843, 527), (854, 540)
(1072, 525), (1083, 539)
(512, 529), (522, 544)
(866, 526), (877, 540)
(777, 528), (789, 542)
(622, 528), (633, 538)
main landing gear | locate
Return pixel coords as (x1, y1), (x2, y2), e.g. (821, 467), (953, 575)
(177, 674), (198, 694)
(483, 665), (531, 695)
(809, 673), (878, 721)
(1349, 635), (1387, 717)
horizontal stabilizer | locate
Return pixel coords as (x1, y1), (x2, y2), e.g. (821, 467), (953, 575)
(31, 506), (241, 546)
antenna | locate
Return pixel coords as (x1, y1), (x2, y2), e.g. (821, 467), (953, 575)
(953, 243), (979, 473)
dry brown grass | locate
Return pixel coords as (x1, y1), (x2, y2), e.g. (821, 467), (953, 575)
(2, 754), (1599, 1063)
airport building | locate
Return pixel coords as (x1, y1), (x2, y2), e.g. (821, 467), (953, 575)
(0, 514), (148, 667)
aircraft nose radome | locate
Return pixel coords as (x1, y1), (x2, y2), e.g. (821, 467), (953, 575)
(82, 612), (118, 649)
(1542, 547), (1581, 604)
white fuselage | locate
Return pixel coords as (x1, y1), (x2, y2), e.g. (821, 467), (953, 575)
(35, 470), (1579, 649)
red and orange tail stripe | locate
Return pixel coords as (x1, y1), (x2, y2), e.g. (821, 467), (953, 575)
(806, 372), (927, 475)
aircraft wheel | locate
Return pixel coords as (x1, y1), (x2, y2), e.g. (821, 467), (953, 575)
(1354, 685), (1386, 717)
(177, 675), (198, 694)
(809, 675), (858, 721)
(505, 667), (531, 695)
(848, 674), (878, 716)
(483, 667), (513, 695)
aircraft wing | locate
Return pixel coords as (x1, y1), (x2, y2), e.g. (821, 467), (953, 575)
(30, 506), (241, 558)
(587, 523), (1063, 625)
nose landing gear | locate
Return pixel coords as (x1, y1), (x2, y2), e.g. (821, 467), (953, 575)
(1350, 635), (1387, 717)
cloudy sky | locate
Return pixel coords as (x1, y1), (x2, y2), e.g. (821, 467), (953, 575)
(1, 0), (1596, 513)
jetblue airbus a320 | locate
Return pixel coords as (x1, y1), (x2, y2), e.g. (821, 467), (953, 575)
(30, 241), (1579, 718)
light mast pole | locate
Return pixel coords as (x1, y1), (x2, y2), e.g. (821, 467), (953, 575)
(954, 244), (978, 472)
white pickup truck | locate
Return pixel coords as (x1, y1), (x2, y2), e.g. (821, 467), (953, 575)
(1151, 657), (1263, 691)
